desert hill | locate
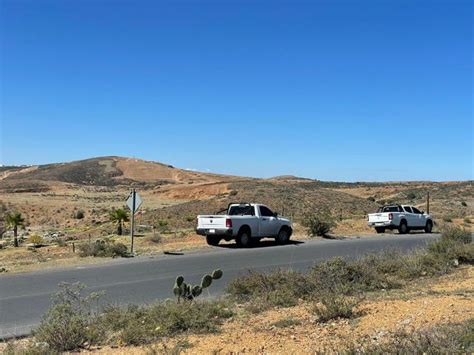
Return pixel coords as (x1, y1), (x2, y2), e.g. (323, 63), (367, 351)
(0, 156), (239, 188)
(0, 156), (472, 234)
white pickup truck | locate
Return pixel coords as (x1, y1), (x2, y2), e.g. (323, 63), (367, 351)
(368, 204), (433, 234)
(196, 203), (293, 247)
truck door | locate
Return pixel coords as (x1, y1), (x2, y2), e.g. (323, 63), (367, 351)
(258, 205), (280, 237)
(402, 206), (416, 227)
(411, 207), (425, 227)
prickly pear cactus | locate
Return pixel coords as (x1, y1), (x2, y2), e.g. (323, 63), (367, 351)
(201, 274), (213, 288)
(172, 269), (224, 302)
(212, 269), (223, 280)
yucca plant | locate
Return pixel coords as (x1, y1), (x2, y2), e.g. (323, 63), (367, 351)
(109, 208), (129, 235)
(5, 212), (25, 247)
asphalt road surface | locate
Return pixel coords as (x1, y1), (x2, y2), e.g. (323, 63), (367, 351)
(0, 233), (440, 339)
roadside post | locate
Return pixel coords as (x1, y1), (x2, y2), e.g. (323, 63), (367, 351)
(126, 189), (143, 254)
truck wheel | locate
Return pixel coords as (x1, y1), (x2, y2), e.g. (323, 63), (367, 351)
(276, 228), (290, 244)
(206, 235), (221, 246)
(236, 230), (251, 248)
(398, 221), (408, 234)
(425, 220), (433, 233)
(375, 227), (385, 234)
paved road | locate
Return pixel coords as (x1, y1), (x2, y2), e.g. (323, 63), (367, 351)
(0, 233), (439, 338)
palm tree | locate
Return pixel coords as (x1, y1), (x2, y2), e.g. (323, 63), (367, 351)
(110, 208), (129, 235)
(5, 212), (25, 247)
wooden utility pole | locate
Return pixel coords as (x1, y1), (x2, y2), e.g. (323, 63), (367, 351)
(427, 191), (430, 214)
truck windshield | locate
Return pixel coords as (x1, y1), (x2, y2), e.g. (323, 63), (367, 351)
(228, 205), (255, 216)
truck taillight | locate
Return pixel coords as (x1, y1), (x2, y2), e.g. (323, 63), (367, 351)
(226, 218), (232, 228)
(388, 213), (393, 220)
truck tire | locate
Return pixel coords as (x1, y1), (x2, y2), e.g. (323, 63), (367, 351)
(398, 220), (408, 234)
(425, 220), (433, 233)
(236, 229), (251, 248)
(375, 227), (385, 234)
(276, 228), (290, 244)
(206, 235), (221, 246)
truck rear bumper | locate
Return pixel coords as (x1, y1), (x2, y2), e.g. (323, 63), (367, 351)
(368, 221), (394, 228)
(196, 228), (233, 237)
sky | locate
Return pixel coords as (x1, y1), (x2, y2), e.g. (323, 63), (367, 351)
(0, 0), (472, 181)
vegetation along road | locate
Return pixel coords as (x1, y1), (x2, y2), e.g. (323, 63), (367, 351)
(0, 233), (440, 339)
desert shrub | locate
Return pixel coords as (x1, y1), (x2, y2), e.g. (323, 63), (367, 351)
(28, 234), (44, 246)
(461, 201), (468, 207)
(309, 256), (396, 296)
(303, 213), (335, 237)
(56, 238), (66, 247)
(464, 217), (472, 224)
(312, 293), (357, 322)
(440, 225), (472, 244)
(34, 283), (105, 352)
(78, 239), (128, 258)
(443, 216), (453, 223)
(158, 220), (169, 231)
(149, 233), (162, 244)
(406, 192), (417, 200)
(366, 196), (375, 202)
(74, 210), (85, 219)
(229, 190), (238, 196)
(226, 269), (311, 306)
(98, 300), (233, 346)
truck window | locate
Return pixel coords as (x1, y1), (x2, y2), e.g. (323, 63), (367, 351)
(403, 206), (413, 213)
(381, 206), (399, 212)
(412, 207), (422, 214)
(228, 205), (255, 216)
(259, 206), (275, 217)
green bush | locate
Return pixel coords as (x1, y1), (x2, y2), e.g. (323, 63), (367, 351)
(34, 283), (105, 352)
(312, 293), (357, 322)
(461, 201), (468, 207)
(464, 217), (472, 224)
(303, 213), (335, 237)
(226, 269), (310, 305)
(309, 256), (396, 295)
(98, 300), (233, 346)
(149, 233), (162, 243)
(78, 239), (128, 258)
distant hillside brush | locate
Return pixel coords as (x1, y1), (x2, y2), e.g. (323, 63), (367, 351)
(74, 210), (85, 219)
(28, 234), (44, 246)
(109, 208), (129, 235)
(149, 232), (162, 244)
(78, 239), (128, 258)
(303, 213), (335, 237)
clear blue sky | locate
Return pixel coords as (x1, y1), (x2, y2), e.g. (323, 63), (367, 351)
(1, 0), (472, 181)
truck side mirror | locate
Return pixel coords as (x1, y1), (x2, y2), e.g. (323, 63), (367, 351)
(274, 212), (278, 217)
